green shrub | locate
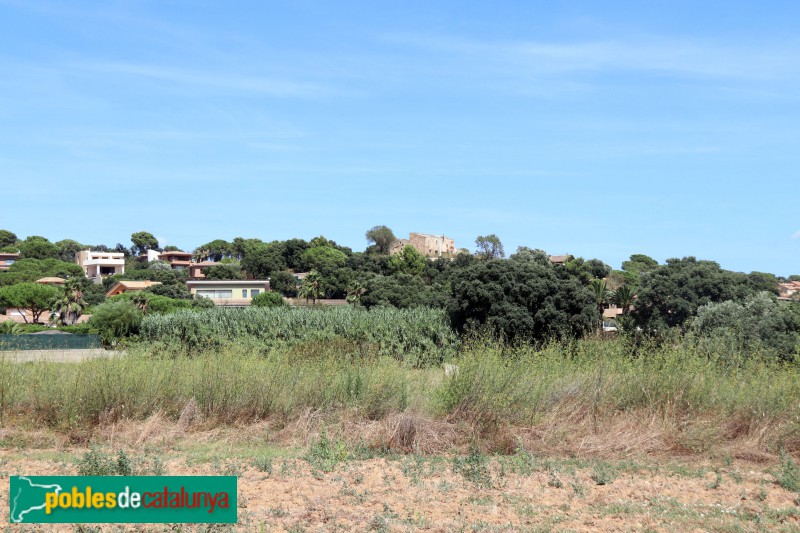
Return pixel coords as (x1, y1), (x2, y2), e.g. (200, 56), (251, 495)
(90, 300), (143, 345)
(251, 292), (286, 308)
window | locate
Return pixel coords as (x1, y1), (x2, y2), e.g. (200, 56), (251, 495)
(242, 289), (247, 298)
(196, 289), (233, 299)
(251, 289), (260, 297)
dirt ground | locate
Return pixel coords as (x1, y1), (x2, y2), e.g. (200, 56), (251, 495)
(3, 433), (800, 532)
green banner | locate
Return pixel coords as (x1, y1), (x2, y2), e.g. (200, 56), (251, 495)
(9, 476), (237, 524)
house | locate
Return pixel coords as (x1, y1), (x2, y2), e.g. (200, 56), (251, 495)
(158, 251), (193, 271)
(35, 277), (66, 286)
(106, 280), (162, 297)
(76, 250), (125, 283)
(778, 281), (800, 301)
(138, 250), (193, 271)
(188, 261), (218, 279)
(0, 252), (19, 271)
(186, 280), (270, 306)
(390, 233), (457, 258)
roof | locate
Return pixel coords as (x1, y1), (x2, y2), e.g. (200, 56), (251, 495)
(36, 277), (66, 284)
(160, 251), (192, 257)
(105, 280), (162, 296)
(186, 280), (270, 285)
(549, 255), (571, 264)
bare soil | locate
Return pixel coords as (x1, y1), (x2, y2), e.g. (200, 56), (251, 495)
(2, 422), (800, 531)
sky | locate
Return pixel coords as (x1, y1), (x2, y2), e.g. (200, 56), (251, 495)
(1, 0), (798, 275)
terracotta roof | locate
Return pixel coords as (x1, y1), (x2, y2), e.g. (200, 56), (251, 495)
(105, 280), (162, 296)
(549, 255), (571, 264)
(35, 277), (66, 284)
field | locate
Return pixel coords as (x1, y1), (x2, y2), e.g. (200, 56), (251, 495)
(2, 307), (800, 530)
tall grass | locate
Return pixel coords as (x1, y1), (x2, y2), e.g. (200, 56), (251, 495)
(2, 338), (799, 455)
(139, 306), (458, 367)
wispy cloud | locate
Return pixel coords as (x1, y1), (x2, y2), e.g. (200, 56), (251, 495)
(791, 231), (800, 240)
(71, 62), (336, 98)
(381, 33), (800, 82)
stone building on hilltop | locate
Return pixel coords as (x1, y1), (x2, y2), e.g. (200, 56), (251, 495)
(390, 232), (457, 259)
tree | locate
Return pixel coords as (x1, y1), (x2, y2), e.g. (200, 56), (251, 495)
(0, 282), (60, 323)
(282, 238), (309, 270)
(510, 247), (551, 266)
(690, 292), (800, 363)
(130, 231), (159, 256)
(621, 254), (659, 287)
(346, 283), (366, 307)
(54, 239), (84, 262)
(203, 264), (245, 280)
(18, 236), (59, 260)
(632, 257), (755, 332)
(251, 292), (286, 307)
(50, 279), (88, 326)
(240, 242), (286, 278)
(590, 278), (609, 334)
(0, 258), (83, 286)
(388, 245), (426, 276)
(270, 270), (300, 297)
(365, 225), (397, 254)
(90, 301), (143, 345)
(474, 234), (504, 259)
(301, 246), (347, 273)
(448, 259), (596, 342)
(610, 285), (636, 316)
(298, 271), (322, 304)
(193, 239), (232, 262)
(0, 230), (17, 249)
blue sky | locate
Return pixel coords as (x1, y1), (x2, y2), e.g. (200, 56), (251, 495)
(1, 1), (798, 275)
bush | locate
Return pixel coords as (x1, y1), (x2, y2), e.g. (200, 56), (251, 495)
(251, 292), (286, 308)
(90, 300), (143, 345)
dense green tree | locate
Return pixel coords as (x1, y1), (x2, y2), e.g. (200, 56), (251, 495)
(586, 259), (612, 280)
(388, 245), (426, 276)
(621, 254), (659, 287)
(54, 239), (84, 262)
(162, 245), (181, 252)
(194, 239), (233, 262)
(302, 246), (347, 273)
(270, 270), (300, 297)
(0, 258), (84, 286)
(130, 231), (159, 256)
(747, 271), (779, 295)
(365, 225), (397, 254)
(632, 257), (755, 332)
(448, 259), (596, 342)
(510, 247), (551, 266)
(203, 264), (245, 280)
(0, 230), (18, 249)
(690, 292), (800, 362)
(231, 237), (265, 260)
(361, 274), (444, 309)
(282, 238), (309, 270)
(474, 234), (505, 259)
(0, 282), (60, 323)
(18, 236), (59, 260)
(240, 242), (286, 278)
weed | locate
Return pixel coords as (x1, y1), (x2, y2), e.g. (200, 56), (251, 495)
(306, 428), (348, 474)
(548, 470), (563, 489)
(77, 448), (133, 476)
(707, 470), (723, 490)
(269, 506), (289, 518)
(452, 443), (492, 488)
(775, 453), (800, 492)
(591, 462), (617, 485)
(571, 477), (586, 497)
(252, 455), (273, 475)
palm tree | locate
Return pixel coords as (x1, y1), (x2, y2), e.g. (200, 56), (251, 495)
(299, 271), (321, 305)
(50, 279), (88, 326)
(590, 278), (608, 335)
(611, 285), (636, 316)
(131, 293), (150, 314)
(0, 320), (22, 334)
(346, 283), (366, 307)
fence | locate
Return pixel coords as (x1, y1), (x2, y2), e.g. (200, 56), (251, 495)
(0, 334), (101, 351)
